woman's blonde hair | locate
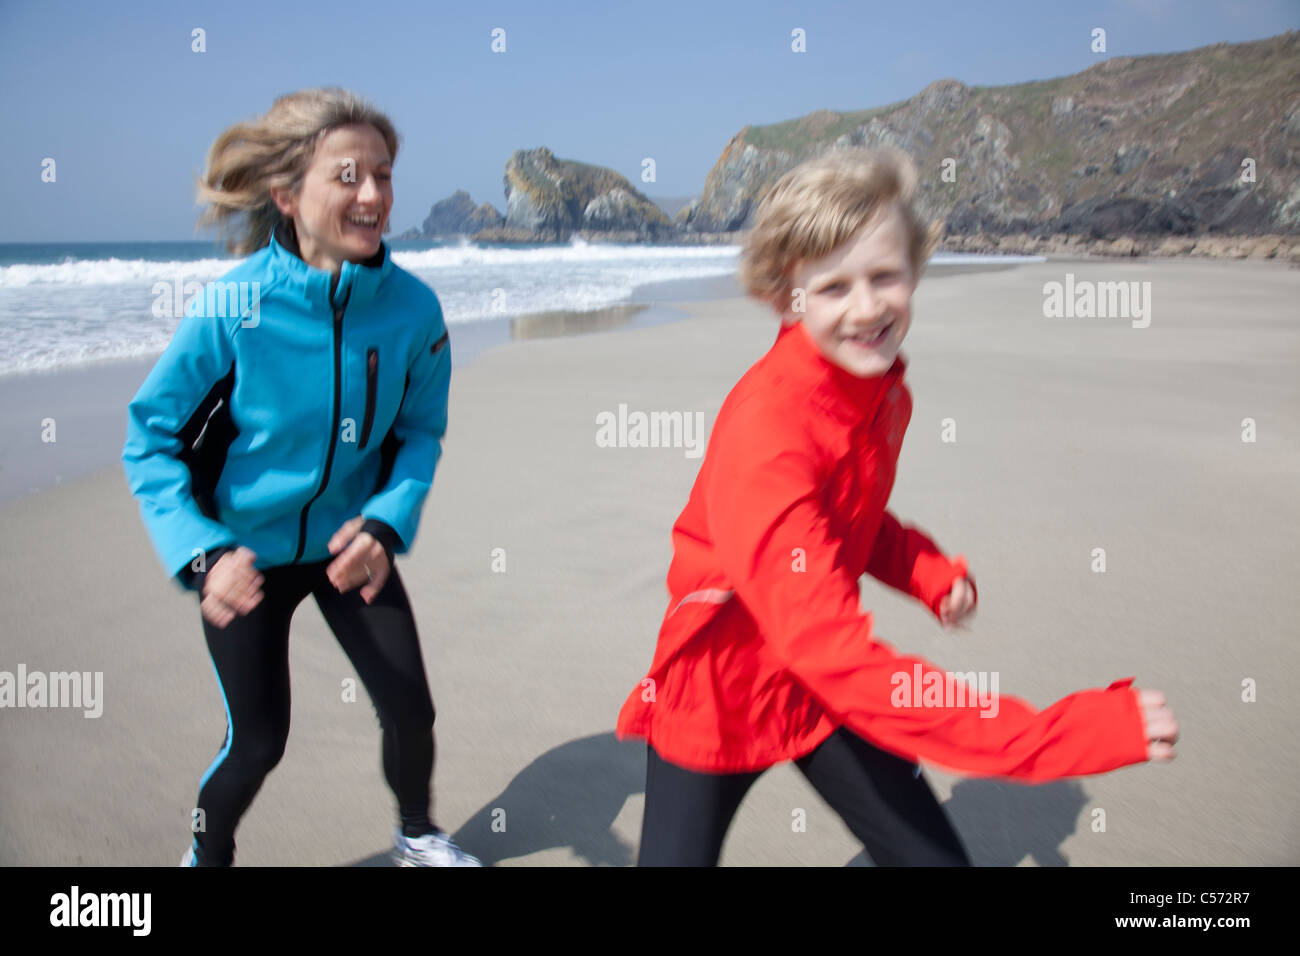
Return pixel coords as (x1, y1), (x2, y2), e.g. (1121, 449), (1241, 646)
(739, 148), (941, 311)
(195, 88), (400, 255)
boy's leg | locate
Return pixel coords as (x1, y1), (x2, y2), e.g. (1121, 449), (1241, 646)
(193, 564), (314, 866)
(311, 565), (437, 836)
(794, 728), (972, 866)
(637, 744), (763, 866)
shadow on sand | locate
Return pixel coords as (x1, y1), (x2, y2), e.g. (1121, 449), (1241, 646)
(347, 731), (1091, 867)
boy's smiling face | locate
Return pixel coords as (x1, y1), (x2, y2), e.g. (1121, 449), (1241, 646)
(783, 202), (917, 378)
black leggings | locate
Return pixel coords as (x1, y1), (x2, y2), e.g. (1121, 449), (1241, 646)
(191, 560), (435, 866)
(638, 728), (972, 866)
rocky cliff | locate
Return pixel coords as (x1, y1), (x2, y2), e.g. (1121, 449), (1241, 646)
(683, 32), (1300, 243)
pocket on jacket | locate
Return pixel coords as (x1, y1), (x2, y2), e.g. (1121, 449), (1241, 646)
(359, 346), (378, 450)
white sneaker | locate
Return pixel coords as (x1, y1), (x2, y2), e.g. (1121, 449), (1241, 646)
(392, 827), (481, 867)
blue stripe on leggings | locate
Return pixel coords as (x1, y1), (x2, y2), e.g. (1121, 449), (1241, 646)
(198, 652), (234, 793)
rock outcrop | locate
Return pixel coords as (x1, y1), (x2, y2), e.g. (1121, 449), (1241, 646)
(499, 147), (670, 241)
(409, 190), (505, 238)
(465, 201), (505, 232)
(420, 190), (477, 236)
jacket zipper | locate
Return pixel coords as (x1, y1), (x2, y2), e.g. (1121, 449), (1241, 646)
(294, 276), (351, 562)
(358, 347), (378, 450)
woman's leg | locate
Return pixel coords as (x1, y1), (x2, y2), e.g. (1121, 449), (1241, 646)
(794, 727), (972, 866)
(311, 565), (437, 836)
(193, 564), (315, 866)
(637, 745), (763, 866)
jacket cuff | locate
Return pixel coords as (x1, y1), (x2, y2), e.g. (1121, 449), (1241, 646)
(178, 545), (236, 595)
(925, 554), (972, 618)
(361, 519), (402, 566)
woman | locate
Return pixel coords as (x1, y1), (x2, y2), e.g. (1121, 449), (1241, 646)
(122, 88), (478, 866)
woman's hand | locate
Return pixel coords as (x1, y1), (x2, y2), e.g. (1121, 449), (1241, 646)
(938, 576), (977, 629)
(201, 547), (264, 629)
(326, 516), (390, 603)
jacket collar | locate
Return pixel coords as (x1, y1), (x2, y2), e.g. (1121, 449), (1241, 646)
(770, 320), (907, 426)
(268, 217), (393, 312)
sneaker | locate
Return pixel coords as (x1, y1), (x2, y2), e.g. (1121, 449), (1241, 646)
(392, 827), (481, 867)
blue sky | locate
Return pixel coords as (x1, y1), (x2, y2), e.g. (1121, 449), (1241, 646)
(1, 0), (1295, 241)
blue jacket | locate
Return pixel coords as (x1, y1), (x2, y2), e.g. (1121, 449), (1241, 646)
(122, 221), (451, 590)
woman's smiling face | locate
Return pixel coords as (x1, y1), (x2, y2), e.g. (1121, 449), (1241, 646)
(783, 202), (917, 378)
(272, 123), (393, 273)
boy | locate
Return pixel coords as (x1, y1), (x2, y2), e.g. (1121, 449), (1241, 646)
(615, 148), (1178, 866)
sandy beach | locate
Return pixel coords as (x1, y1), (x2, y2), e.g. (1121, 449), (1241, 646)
(0, 257), (1297, 866)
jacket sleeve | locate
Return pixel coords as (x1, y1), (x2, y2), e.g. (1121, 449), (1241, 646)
(705, 405), (1148, 782)
(358, 300), (451, 553)
(865, 510), (976, 618)
(122, 303), (240, 591)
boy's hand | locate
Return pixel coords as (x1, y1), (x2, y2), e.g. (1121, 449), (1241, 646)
(1137, 689), (1179, 761)
(939, 576), (976, 629)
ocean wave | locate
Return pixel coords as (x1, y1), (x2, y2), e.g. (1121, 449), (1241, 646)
(0, 244), (1030, 290)
(0, 257), (237, 288)
(392, 241), (742, 270)
(0, 243), (1040, 376)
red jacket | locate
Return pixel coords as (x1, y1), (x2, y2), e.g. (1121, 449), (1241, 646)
(616, 321), (1149, 780)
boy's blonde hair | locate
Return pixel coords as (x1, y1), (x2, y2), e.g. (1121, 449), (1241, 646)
(740, 148), (941, 311)
(196, 87), (400, 256)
